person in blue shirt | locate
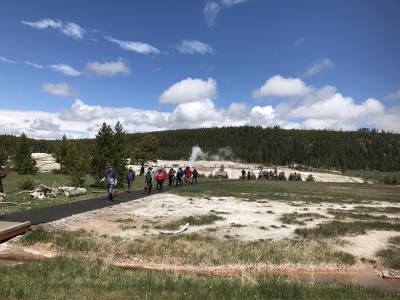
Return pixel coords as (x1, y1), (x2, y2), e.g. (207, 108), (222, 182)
(101, 165), (118, 202)
(127, 167), (135, 193)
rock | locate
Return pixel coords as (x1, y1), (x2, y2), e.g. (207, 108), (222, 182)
(31, 153), (60, 172)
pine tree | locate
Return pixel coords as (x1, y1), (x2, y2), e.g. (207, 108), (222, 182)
(133, 134), (159, 162)
(92, 123), (114, 180)
(52, 134), (69, 173)
(65, 143), (90, 187)
(14, 133), (37, 175)
(112, 121), (128, 187)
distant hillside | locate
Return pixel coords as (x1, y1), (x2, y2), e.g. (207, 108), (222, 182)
(1, 126), (399, 171)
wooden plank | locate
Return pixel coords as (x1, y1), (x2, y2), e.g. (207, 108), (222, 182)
(0, 221), (31, 242)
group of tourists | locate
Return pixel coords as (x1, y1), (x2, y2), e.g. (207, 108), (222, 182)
(143, 165), (199, 196)
(102, 164), (199, 201)
(257, 169), (287, 180)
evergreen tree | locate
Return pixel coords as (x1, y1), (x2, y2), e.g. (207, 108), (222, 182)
(14, 133), (37, 175)
(133, 134), (159, 162)
(92, 123), (114, 180)
(111, 121), (129, 187)
(52, 134), (69, 173)
(65, 143), (90, 187)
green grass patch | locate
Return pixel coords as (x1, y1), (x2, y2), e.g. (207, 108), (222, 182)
(172, 180), (400, 204)
(353, 206), (400, 214)
(376, 235), (400, 270)
(157, 214), (224, 230)
(1, 256), (397, 300)
(21, 229), (355, 266)
(280, 212), (327, 225)
(295, 221), (400, 239)
(327, 210), (394, 221)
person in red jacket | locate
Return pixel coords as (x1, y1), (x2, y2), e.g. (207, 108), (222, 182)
(156, 169), (165, 191)
(184, 166), (192, 185)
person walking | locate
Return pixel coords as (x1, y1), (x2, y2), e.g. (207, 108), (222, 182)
(192, 168), (198, 184)
(168, 168), (175, 187)
(139, 164), (145, 176)
(241, 169), (246, 180)
(247, 170), (251, 180)
(0, 165), (7, 194)
(176, 167), (183, 187)
(101, 165), (118, 202)
(144, 169), (153, 195)
(126, 167), (135, 193)
(156, 169), (165, 191)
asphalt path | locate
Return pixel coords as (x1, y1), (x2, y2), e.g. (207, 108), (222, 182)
(0, 184), (176, 225)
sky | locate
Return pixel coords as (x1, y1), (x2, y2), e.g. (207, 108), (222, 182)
(0, 0), (399, 139)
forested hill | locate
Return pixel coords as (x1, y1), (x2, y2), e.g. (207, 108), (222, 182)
(1, 126), (399, 171)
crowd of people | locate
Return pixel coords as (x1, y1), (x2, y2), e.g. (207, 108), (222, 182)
(102, 165), (199, 201)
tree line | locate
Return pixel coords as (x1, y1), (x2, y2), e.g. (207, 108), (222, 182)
(1, 126), (399, 172)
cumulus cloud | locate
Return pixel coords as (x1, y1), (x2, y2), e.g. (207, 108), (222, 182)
(21, 18), (86, 40)
(85, 59), (130, 76)
(106, 36), (160, 55)
(204, 2), (221, 27)
(159, 78), (217, 104)
(176, 40), (214, 55)
(253, 75), (312, 98)
(42, 83), (78, 97)
(385, 89), (400, 100)
(1, 76), (399, 139)
(49, 64), (82, 76)
(304, 58), (335, 77)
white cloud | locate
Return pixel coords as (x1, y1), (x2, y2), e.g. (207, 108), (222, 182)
(106, 36), (160, 55)
(59, 22), (86, 40)
(85, 59), (130, 76)
(221, 0), (248, 6)
(0, 55), (16, 63)
(304, 58), (335, 77)
(24, 61), (44, 69)
(49, 64), (82, 76)
(176, 40), (214, 55)
(159, 78), (217, 104)
(253, 75), (312, 98)
(385, 89), (400, 100)
(204, 2), (221, 27)
(21, 18), (85, 40)
(294, 37), (305, 48)
(42, 83), (78, 97)
(1, 76), (399, 139)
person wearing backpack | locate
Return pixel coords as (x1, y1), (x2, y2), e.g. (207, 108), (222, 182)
(168, 168), (175, 187)
(144, 169), (153, 195)
(126, 167), (135, 193)
(101, 165), (118, 202)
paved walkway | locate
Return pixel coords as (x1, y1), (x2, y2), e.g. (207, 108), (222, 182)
(0, 185), (175, 225)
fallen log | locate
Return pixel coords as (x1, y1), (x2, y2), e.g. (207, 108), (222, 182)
(159, 223), (190, 235)
(57, 187), (87, 197)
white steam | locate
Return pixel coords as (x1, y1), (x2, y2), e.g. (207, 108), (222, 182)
(189, 145), (235, 164)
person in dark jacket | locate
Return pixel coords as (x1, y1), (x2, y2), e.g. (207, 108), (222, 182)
(0, 166), (7, 194)
(192, 168), (198, 184)
(101, 165), (118, 202)
(144, 169), (153, 195)
(176, 167), (183, 187)
(127, 167), (135, 193)
(139, 164), (145, 176)
(241, 169), (246, 180)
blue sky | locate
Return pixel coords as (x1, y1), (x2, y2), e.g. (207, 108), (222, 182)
(0, 0), (399, 138)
